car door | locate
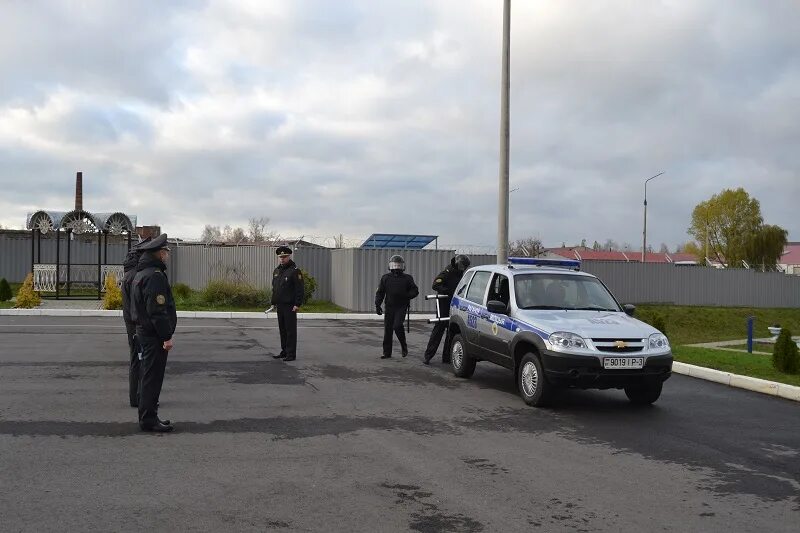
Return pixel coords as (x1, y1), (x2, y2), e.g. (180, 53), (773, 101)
(481, 273), (515, 368)
(461, 270), (492, 357)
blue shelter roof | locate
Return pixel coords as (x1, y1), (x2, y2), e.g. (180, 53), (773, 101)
(360, 234), (438, 250)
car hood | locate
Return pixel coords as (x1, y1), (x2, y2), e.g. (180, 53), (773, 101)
(514, 309), (659, 339)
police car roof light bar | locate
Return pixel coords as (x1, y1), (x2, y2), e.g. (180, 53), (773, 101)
(507, 257), (581, 271)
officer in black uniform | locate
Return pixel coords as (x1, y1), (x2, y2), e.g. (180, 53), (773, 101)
(375, 255), (419, 359)
(130, 234), (176, 433)
(120, 237), (150, 407)
(423, 254), (470, 365)
(271, 246), (304, 362)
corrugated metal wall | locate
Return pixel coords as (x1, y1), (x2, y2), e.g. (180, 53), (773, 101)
(581, 261), (800, 308)
(170, 245), (332, 300)
(0, 232), (130, 282)
(3, 232), (799, 309)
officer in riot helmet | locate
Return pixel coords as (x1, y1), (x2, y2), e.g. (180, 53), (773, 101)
(375, 255), (419, 359)
(423, 254), (470, 365)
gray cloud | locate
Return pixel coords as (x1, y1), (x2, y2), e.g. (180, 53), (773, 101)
(0, 0), (798, 252)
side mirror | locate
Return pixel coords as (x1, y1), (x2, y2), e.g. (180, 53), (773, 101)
(487, 300), (508, 314)
(623, 304), (636, 317)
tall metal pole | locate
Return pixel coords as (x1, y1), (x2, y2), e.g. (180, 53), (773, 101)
(641, 172), (664, 262)
(497, 0), (511, 264)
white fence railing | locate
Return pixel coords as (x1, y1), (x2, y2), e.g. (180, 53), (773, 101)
(33, 264), (123, 293)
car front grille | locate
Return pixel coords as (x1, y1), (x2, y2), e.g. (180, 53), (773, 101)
(591, 338), (646, 353)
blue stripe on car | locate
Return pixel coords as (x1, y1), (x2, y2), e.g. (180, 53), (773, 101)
(452, 296), (550, 340)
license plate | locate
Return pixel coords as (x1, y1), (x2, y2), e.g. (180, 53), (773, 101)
(603, 357), (644, 370)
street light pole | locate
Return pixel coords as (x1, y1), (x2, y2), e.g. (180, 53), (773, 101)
(641, 172), (665, 262)
(498, 0), (511, 264)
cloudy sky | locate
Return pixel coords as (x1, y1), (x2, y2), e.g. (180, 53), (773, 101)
(1, 0), (798, 251)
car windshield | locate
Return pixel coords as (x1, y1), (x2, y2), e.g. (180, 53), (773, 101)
(514, 273), (621, 311)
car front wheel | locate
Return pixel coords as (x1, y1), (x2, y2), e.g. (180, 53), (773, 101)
(518, 353), (555, 407)
(624, 382), (663, 405)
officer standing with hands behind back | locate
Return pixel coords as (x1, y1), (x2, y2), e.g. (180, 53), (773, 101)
(376, 255), (419, 359)
(271, 246), (304, 362)
(130, 234), (177, 433)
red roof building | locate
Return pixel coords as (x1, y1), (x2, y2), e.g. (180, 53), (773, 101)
(547, 247), (699, 264)
(779, 242), (800, 275)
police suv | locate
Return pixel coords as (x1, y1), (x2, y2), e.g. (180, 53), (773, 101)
(445, 258), (672, 406)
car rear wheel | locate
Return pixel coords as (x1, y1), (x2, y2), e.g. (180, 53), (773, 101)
(518, 353), (554, 407)
(624, 382), (663, 405)
(450, 334), (476, 378)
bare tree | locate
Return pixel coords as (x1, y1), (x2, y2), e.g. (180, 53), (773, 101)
(201, 225), (222, 243)
(231, 227), (247, 243)
(658, 243), (669, 254)
(247, 217), (280, 243)
(509, 237), (545, 257)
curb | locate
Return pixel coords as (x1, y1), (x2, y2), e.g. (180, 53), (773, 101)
(672, 362), (800, 402)
(0, 308), (435, 321)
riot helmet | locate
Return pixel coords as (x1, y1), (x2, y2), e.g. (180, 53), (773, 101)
(388, 255), (405, 271)
(454, 254), (471, 271)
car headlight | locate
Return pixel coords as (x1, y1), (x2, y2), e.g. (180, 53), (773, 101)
(649, 333), (670, 351)
(548, 331), (588, 351)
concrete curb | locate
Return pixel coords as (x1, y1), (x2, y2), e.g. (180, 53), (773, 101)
(672, 362), (800, 402)
(0, 308), (436, 321)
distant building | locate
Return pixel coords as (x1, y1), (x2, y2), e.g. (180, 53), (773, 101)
(547, 246), (698, 264)
(779, 242), (800, 275)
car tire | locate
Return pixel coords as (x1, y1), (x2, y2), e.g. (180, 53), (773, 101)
(450, 334), (476, 379)
(624, 382), (663, 405)
(517, 353), (554, 407)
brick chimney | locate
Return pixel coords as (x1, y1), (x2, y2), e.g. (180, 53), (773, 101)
(75, 171), (83, 211)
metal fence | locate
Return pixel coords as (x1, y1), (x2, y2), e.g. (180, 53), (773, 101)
(582, 261), (800, 308)
(2, 231), (799, 309)
(170, 245), (332, 301)
(0, 232), (130, 283)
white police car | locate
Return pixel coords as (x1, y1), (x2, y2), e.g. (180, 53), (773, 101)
(446, 258), (672, 406)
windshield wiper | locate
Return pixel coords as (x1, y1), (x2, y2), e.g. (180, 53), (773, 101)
(521, 305), (566, 310)
(569, 306), (618, 312)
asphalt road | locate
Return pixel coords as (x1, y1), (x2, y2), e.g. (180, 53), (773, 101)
(0, 316), (798, 532)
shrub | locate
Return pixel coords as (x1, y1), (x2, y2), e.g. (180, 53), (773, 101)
(173, 283), (193, 300)
(102, 274), (123, 310)
(651, 314), (667, 337)
(773, 328), (800, 374)
(202, 279), (271, 308)
(301, 270), (316, 304)
(0, 278), (12, 302)
(15, 273), (41, 309)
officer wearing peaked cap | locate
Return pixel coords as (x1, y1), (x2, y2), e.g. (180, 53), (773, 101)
(271, 246), (304, 362)
(130, 234), (177, 432)
(121, 236), (150, 408)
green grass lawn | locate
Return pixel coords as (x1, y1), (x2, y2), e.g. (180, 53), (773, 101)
(0, 301), (14, 309)
(635, 305), (800, 346)
(175, 295), (344, 313)
(672, 346), (800, 387)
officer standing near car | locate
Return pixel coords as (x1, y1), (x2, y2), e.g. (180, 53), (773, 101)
(120, 237), (150, 408)
(271, 246), (304, 362)
(375, 255), (419, 359)
(423, 254), (470, 365)
(130, 234), (176, 433)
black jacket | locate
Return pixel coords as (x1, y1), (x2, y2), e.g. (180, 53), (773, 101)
(272, 260), (304, 306)
(376, 271), (419, 309)
(121, 249), (141, 325)
(431, 262), (465, 317)
(131, 253), (177, 342)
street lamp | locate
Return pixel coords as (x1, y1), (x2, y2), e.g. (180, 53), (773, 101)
(641, 172), (665, 262)
(497, 0), (511, 264)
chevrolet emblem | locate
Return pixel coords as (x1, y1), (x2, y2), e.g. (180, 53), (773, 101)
(614, 341), (627, 349)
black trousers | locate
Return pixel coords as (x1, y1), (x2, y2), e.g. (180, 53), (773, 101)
(138, 337), (168, 427)
(424, 321), (451, 362)
(383, 305), (408, 356)
(125, 322), (141, 407)
(277, 304), (298, 357)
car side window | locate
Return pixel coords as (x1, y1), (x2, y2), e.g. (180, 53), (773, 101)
(456, 271), (475, 297)
(465, 271), (491, 305)
(488, 274), (511, 306)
